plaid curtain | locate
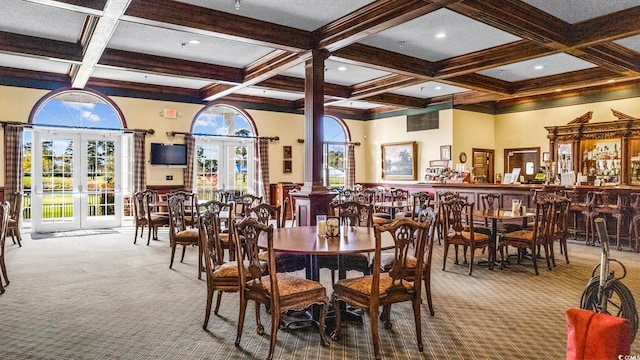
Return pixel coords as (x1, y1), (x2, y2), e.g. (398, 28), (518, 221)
(346, 143), (356, 190)
(4, 125), (24, 197)
(133, 132), (146, 192)
(183, 134), (196, 192)
(257, 138), (270, 204)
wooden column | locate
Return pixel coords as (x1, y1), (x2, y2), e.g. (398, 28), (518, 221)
(294, 49), (334, 225)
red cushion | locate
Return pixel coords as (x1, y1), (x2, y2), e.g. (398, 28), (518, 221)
(566, 307), (632, 360)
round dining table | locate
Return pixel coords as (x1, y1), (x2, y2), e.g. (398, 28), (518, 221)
(258, 225), (395, 282)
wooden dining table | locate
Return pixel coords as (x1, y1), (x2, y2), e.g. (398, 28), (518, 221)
(472, 209), (534, 266)
(374, 200), (412, 220)
(258, 225), (395, 282)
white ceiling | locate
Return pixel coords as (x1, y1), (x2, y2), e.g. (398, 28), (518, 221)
(1, 0), (639, 112)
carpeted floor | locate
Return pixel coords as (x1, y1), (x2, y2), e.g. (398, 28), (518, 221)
(0, 227), (638, 359)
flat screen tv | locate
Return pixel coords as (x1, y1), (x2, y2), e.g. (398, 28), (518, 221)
(150, 143), (188, 166)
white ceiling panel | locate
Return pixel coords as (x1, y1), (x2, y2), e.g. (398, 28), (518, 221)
(234, 87), (303, 101)
(176, 0), (375, 31)
(615, 34), (640, 52)
(108, 21), (275, 67)
(0, 53), (70, 74)
(521, 0), (640, 24)
(359, 8), (521, 62)
(391, 81), (469, 98)
(0, 0), (86, 42)
(92, 66), (212, 89)
(477, 53), (598, 82)
(281, 59), (390, 86)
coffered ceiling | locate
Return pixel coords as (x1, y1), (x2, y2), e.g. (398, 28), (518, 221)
(1, 0), (639, 118)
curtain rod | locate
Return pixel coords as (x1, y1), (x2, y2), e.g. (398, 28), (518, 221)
(296, 138), (361, 146)
(1, 121), (154, 135)
(167, 131), (279, 141)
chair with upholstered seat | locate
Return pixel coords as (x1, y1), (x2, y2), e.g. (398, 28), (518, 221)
(441, 197), (490, 275)
(199, 199), (235, 261)
(0, 202), (10, 293)
(377, 207), (437, 315)
(247, 203), (306, 274)
(132, 190), (169, 245)
(318, 200), (373, 283)
(498, 197), (554, 275)
(7, 192), (23, 247)
(331, 218), (429, 360)
(590, 191), (628, 249)
(628, 193), (640, 253)
(168, 190), (198, 228)
(551, 195), (572, 264)
(234, 194), (262, 217)
(234, 217), (329, 360)
(168, 192), (202, 278)
(200, 209), (266, 330)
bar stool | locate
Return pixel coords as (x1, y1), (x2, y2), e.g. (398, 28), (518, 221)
(563, 190), (593, 243)
(627, 193), (640, 253)
(590, 191), (628, 249)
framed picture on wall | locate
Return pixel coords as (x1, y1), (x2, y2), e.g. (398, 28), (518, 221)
(283, 145), (292, 159)
(283, 160), (292, 173)
(381, 141), (417, 180)
(440, 145), (451, 161)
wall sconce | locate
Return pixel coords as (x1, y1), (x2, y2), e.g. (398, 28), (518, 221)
(297, 139), (305, 143)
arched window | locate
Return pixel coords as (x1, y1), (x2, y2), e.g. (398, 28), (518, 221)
(26, 88), (129, 232)
(192, 105), (257, 200)
(323, 116), (349, 188)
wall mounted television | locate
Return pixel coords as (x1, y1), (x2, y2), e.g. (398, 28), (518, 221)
(150, 143), (188, 167)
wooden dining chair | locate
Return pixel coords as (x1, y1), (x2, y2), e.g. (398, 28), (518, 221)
(498, 198), (554, 275)
(199, 199), (235, 261)
(377, 207), (438, 315)
(167, 192), (202, 279)
(234, 194), (262, 217)
(319, 201), (373, 283)
(331, 218), (429, 360)
(233, 217), (329, 360)
(550, 195), (572, 265)
(7, 192), (23, 247)
(0, 201), (10, 293)
(247, 204), (306, 274)
(200, 209), (266, 330)
(132, 190), (169, 245)
(169, 189), (198, 228)
(441, 197), (490, 275)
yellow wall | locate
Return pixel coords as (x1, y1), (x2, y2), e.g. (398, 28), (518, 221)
(452, 109), (495, 171)
(365, 110), (453, 183)
(3, 84), (640, 189)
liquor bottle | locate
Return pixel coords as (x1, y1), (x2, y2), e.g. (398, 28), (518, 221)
(613, 144), (619, 159)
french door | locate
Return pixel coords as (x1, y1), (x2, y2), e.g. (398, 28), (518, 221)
(31, 129), (123, 232)
(195, 138), (254, 201)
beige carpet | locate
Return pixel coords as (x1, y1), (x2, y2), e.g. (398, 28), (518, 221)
(0, 227), (638, 359)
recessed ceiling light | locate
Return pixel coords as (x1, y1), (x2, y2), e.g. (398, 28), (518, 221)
(534, 65), (544, 70)
(434, 32), (446, 39)
(337, 66), (347, 71)
(434, 86), (442, 90)
(188, 40), (200, 45)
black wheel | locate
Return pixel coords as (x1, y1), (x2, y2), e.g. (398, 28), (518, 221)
(580, 276), (639, 342)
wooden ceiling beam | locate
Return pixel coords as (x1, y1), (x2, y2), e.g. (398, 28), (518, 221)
(448, 0), (569, 47)
(99, 48), (244, 83)
(0, 66), (71, 83)
(441, 73), (511, 95)
(570, 6), (640, 46)
(361, 92), (430, 108)
(316, 0), (461, 51)
(510, 67), (622, 94)
(571, 43), (640, 76)
(0, 31), (83, 63)
(331, 43), (435, 78)
(350, 74), (424, 99)
(123, 0), (312, 52)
